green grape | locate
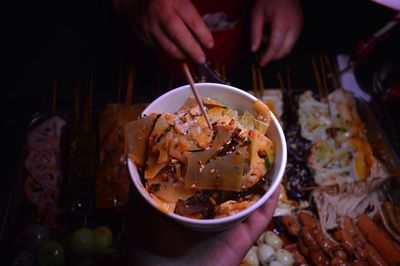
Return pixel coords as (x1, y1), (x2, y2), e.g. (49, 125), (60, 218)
(69, 228), (94, 258)
(38, 240), (64, 266)
(93, 226), (113, 255)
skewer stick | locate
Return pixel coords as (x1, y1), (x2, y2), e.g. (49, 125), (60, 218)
(118, 64), (123, 104)
(286, 65), (292, 91)
(221, 65), (226, 81)
(168, 72), (174, 91)
(75, 79), (80, 124)
(277, 72), (285, 90)
(311, 56), (324, 95)
(323, 55), (339, 89)
(314, 56), (337, 146)
(125, 64), (137, 107)
(251, 64), (258, 97)
(256, 60), (264, 98)
(319, 55), (329, 97)
(257, 68), (264, 98)
(51, 78), (57, 114)
(88, 71), (93, 122)
(182, 63), (213, 129)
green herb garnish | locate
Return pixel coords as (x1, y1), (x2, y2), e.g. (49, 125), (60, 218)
(264, 157), (271, 168)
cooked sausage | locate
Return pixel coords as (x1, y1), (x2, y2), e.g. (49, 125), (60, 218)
(309, 248), (329, 265)
(334, 229), (356, 253)
(283, 244), (308, 266)
(300, 226), (318, 247)
(333, 249), (349, 261)
(384, 201), (400, 233)
(298, 211), (318, 228)
(364, 242), (389, 266)
(281, 215), (300, 235)
(351, 259), (367, 266)
(331, 257), (350, 266)
(356, 214), (400, 266)
(379, 209), (400, 243)
(311, 226), (336, 254)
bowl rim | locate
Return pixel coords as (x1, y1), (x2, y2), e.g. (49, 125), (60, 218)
(129, 82), (287, 225)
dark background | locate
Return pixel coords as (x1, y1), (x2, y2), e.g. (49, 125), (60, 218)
(2, 0), (398, 227)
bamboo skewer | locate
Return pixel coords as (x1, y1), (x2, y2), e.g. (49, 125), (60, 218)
(251, 64), (258, 97)
(125, 64), (137, 107)
(323, 55), (339, 90)
(75, 79), (80, 124)
(319, 56), (329, 101)
(277, 72), (285, 91)
(118, 64), (123, 104)
(251, 62), (265, 99)
(88, 71), (94, 123)
(168, 72), (174, 91)
(182, 63), (212, 130)
(311, 56), (324, 94)
(256, 59), (264, 98)
(311, 55), (337, 145)
(51, 78), (57, 114)
(286, 65), (292, 91)
(257, 67), (264, 98)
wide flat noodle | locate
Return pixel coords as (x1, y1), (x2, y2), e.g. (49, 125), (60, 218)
(185, 147), (247, 191)
(124, 113), (157, 167)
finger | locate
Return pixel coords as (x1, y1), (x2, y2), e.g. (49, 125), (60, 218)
(274, 27), (301, 60)
(159, 11), (206, 63)
(216, 187), (281, 254)
(260, 22), (288, 66)
(243, 186), (280, 240)
(150, 21), (186, 60)
(176, 1), (214, 49)
(250, 4), (265, 52)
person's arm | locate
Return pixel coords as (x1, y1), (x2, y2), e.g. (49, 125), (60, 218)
(251, 0), (303, 66)
(111, 0), (214, 63)
(127, 187), (280, 266)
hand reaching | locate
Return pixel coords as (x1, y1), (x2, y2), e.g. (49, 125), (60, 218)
(123, 187), (280, 266)
(112, 0), (214, 63)
(251, 0), (303, 66)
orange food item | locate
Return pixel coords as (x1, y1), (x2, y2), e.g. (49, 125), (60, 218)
(356, 214), (400, 266)
(282, 215), (300, 235)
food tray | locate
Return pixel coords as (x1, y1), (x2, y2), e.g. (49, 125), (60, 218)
(243, 87), (400, 265)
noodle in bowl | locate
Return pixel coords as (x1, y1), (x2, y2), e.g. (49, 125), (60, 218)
(128, 83), (287, 231)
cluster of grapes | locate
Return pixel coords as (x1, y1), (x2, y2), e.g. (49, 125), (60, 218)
(37, 226), (116, 266)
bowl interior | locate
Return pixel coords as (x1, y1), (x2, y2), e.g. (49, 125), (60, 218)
(128, 83), (287, 227)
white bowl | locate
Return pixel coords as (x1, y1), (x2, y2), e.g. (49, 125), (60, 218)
(128, 83), (287, 231)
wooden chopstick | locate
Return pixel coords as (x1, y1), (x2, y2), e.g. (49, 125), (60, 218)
(182, 62), (213, 129)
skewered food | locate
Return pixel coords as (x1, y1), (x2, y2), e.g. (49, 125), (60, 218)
(96, 104), (147, 211)
(24, 116), (66, 226)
